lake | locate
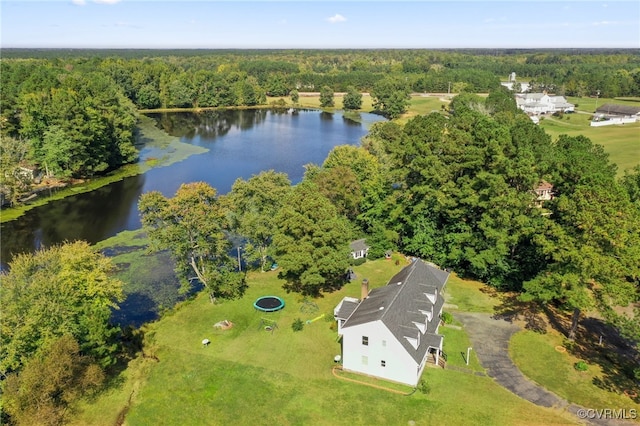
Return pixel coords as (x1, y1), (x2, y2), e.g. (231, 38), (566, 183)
(1, 108), (384, 265)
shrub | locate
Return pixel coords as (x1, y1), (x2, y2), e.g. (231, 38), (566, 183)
(563, 339), (576, 351)
(441, 312), (454, 324)
(292, 318), (304, 332)
(574, 361), (588, 372)
(350, 257), (366, 266)
(417, 380), (431, 394)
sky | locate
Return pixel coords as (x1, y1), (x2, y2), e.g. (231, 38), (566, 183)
(1, 1), (639, 49)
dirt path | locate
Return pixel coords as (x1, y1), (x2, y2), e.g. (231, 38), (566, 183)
(455, 312), (636, 426)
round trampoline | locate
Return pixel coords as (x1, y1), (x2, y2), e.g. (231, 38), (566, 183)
(254, 296), (285, 312)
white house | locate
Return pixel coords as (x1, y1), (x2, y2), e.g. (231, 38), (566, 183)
(591, 104), (640, 127)
(534, 180), (554, 208)
(350, 239), (369, 260)
(515, 93), (575, 115)
(334, 259), (450, 386)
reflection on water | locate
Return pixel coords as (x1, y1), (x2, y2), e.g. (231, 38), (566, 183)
(1, 109), (384, 264)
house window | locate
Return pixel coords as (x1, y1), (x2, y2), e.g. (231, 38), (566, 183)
(362, 356), (368, 365)
(382, 340), (386, 347)
(381, 360), (386, 367)
(362, 336), (368, 346)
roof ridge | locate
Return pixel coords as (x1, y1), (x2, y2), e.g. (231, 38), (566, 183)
(379, 260), (418, 321)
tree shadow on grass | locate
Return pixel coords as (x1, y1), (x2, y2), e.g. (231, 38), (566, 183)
(541, 306), (639, 404)
(492, 292), (548, 333)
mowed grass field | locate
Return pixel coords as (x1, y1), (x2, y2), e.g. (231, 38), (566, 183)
(70, 251), (575, 425)
(541, 96), (640, 175)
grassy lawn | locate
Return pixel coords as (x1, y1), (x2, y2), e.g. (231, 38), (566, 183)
(510, 329), (640, 412)
(267, 93), (375, 112)
(443, 274), (501, 314)
(440, 326), (484, 372)
(70, 254), (575, 425)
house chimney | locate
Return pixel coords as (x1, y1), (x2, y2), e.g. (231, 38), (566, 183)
(361, 279), (369, 300)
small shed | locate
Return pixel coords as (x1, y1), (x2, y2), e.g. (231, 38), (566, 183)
(349, 239), (369, 259)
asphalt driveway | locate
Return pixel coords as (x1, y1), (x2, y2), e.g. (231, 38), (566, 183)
(454, 312), (636, 426)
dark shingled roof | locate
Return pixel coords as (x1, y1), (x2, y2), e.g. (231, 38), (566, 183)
(596, 104), (640, 116)
(342, 259), (449, 364)
(335, 299), (360, 321)
(350, 239), (369, 252)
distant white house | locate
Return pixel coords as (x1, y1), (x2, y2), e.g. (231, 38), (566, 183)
(534, 180), (554, 208)
(334, 259), (450, 386)
(591, 104), (640, 127)
(515, 93), (575, 115)
(349, 239), (369, 260)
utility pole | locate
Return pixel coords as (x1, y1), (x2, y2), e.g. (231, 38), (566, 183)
(466, 347), (473, 366)
(595, 90), (600, 112)
(237, 246), (242, 272)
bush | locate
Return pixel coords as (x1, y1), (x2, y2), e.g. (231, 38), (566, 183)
(417, 379), (431, 395)
(563, 339), (576, 351)
(441, 312), (454, 324)
(574, 361), (588, 372)
(292, 318), (304, 332)
(350, 257), (366, 266)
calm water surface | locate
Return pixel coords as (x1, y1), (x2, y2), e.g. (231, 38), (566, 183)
(1, 109), (384, 264)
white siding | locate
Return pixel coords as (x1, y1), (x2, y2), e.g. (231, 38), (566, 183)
(342, 321), (421, 386)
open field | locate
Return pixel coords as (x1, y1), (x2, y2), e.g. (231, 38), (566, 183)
(70, 252), (576, 425)
(541, 96), (640, 175)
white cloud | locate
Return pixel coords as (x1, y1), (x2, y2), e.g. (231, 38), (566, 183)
(93, 0), (122, 4)
(327, 14), (346, 24)
(71, 0), (86, 5)
(592, 20), (616, 26)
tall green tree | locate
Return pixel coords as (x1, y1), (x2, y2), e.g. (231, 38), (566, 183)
(271, 182), (351, 296)
(0, 241), (124, 373)
(322, 145), (388, 227)
(0, 136), (32, 206)
(308, 165), (362, 221)
(521, 181), (640, 340)
(290, 89), (299, 104)
(138, 182), (246, 301)
(2, 335), (105, 426)
(371, 76), (411, 119)
(342, 86), (362, 110)
(225, 171), (291, 272)
(319, 85), (335, 108)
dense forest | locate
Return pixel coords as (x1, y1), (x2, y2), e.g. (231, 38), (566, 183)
(2, 49), (639, 204)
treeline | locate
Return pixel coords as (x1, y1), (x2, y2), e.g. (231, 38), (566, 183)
(0, 61), (140, 206)
(2, 49), (639, 200)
